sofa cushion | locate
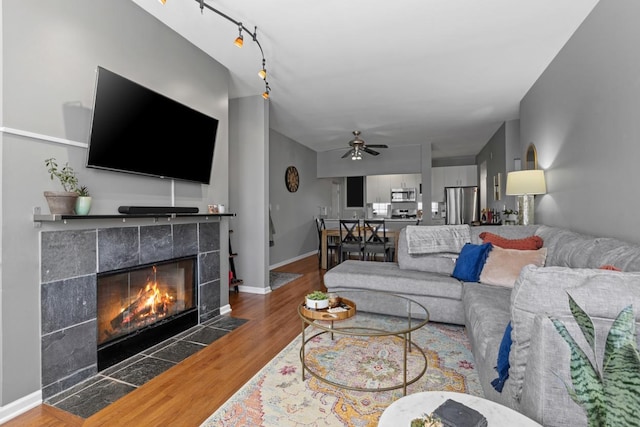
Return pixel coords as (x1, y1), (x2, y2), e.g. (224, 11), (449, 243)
(479, 247), (547, 287)
(397, 228), (458, 275)
(324, 260), (463, 300)
(452, 243), (493, 282)
(463, 282), (512, 363)
(508, 265), (640, 402)
(469, 225), (540, 245)
(536, 225), (640, 271)
(479, 232), (543, 250)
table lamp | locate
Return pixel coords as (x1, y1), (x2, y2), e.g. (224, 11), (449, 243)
(505, 170), (546, 225)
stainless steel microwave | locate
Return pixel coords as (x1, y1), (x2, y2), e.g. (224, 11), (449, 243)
(390, 188), (417, 202)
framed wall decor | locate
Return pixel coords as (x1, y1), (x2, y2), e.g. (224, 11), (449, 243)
(285, 165), (299, 192)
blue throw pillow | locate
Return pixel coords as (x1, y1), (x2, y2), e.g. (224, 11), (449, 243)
(451, 243), (492, 282)
(491, 322), (513, 392)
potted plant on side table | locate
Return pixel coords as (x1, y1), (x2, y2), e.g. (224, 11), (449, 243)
(306, 290), (329, 310)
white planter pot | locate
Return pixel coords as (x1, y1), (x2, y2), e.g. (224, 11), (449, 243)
(306, 297), (329, 310)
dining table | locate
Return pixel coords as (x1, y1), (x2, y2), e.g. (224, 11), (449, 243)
(321, 227), (399, 269)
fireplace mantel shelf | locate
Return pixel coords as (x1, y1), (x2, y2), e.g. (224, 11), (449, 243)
(33, 212), (236, 225)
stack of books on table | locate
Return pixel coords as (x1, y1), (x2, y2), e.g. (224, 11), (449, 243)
(432, 399), (487, 427)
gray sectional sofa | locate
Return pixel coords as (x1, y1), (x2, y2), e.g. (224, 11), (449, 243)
(323, 224), (640, 427)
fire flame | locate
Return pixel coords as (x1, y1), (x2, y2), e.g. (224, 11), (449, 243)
(116, 265), (176, 328)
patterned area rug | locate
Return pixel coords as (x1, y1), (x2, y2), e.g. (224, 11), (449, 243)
(201, 313), (483, 426)
(269, 271), (303, 290)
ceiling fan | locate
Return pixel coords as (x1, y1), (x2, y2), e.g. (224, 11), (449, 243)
(341, 131), (389, 160)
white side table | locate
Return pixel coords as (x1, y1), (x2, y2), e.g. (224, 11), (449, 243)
(378, 391), (542, 426)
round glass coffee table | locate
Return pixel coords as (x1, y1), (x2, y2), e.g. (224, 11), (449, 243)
(297, 289), (429, 396)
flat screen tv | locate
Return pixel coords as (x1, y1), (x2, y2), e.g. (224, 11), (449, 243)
(86, 66), (219, 184)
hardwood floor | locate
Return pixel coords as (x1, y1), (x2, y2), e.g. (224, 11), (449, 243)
(6, 254), (326, 427)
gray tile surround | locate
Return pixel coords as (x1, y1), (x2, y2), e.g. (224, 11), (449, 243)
(40, 221), (221, 400)
(46, 315), (248, 419)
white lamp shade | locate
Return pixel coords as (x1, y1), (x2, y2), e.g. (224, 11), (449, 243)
(506, 170), (546, 195)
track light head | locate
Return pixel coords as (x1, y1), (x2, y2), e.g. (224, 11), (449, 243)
(158, 0), (167, 4)
(262, 83), (271, 100)
(258, 59), (267, 79)
(234, 23), (243, 48)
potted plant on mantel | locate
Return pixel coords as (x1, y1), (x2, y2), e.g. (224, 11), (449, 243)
(75, 185), (92, 216)
(44, 158), (90, 215)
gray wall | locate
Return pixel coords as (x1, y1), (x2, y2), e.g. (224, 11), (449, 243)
(477, 120), (520, 214)
(269, 130), (333, 266)
(229, 96), (269, 292)
(0, 0), (230, 408)
(520, 0), (640, 242)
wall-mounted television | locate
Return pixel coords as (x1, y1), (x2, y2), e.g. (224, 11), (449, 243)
(86, 66), (219, 184)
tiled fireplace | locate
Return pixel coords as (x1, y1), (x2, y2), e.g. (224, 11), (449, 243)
(40, 221), (221, 399)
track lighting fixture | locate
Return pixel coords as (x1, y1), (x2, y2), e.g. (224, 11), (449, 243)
(234, 23), (244, 48)
(258, 59), (267, 80)
(161, 0), (272, 100)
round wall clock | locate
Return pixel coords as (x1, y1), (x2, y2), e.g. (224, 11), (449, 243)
(285, 165), (299, 192)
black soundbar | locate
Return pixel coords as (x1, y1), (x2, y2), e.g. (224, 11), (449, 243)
(118, 206), (199, 214)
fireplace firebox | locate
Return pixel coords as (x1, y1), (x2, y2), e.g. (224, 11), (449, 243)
(97, 256), (197, 370)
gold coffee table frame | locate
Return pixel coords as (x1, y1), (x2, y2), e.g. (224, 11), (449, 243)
(298, 290), (429, 396)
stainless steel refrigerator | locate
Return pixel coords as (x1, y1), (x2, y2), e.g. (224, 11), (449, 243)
(445, 186), (479, 225)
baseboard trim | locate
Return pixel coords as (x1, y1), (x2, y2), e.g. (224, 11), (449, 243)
(236, 284), (271, 295)
(269, 250), (316, 270)
(0, 390), (43, 424)
(219, 304), (232, 315)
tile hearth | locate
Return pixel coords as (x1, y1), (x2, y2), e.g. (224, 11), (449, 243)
(46, 315), (248, 419)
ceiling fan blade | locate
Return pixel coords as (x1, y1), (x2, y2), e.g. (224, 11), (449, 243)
(363, 147), (380, 156)
(365, 144), (388, 148)
(341, 149), (353, 158)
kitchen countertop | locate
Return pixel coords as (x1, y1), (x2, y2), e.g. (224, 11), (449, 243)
(322, 218), (419, 222)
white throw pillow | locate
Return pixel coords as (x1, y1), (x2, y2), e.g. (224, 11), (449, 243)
(480, 246), (547, 287)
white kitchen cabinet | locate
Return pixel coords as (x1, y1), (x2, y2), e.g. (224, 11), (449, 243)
(389, 174), (420, 190)
(367, 173), (420, 203)
(366, 175), (391, 203)
(431, 165), (477, 202)
(442, 165), (477, 187)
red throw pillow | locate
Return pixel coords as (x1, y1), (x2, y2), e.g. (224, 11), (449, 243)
(479, 232), (543, 250)
(599, 264), (622, 271)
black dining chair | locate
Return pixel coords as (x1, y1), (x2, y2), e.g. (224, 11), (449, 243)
(316, 218), (339, 269)
(339, 219), (363, 263)
(363, 219), (392, 262)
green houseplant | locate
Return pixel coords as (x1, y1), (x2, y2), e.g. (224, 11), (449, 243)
(306, 290), (329, 310)
(43, 158), (87, 214)
(550, 294), (640, 427)
(74, 185), (92, 215)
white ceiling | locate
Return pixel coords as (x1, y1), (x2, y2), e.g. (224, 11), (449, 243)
(134, 0), (599, 159)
